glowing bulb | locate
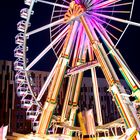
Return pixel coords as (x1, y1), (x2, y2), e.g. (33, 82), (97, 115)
(70, 1), (75, 9)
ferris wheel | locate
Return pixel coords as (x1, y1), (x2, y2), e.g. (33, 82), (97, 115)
(14, 0), (140, 138)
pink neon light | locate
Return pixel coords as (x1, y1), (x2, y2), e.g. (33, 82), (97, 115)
(94, 0), (121, 9)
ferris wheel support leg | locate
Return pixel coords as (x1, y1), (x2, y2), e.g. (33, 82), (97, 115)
(61, 34), (87, 125)
(97, 43), (140, 131)
(91, 18), (140, 95)
(80, 16), (140, 135)
(61, 39), (81, 122)
(36, 101), (56, 134)
(46, 23), (76, 101)
(63, 72), (84, 136)
(109, 49), (140, 101)
(62, 61), (86, 135)
(47, 58), (63, 101)
(88, 45), (103, 126)
(95, 24), (140, 99)
(65, 45), (88, 134)
(61, 75), (78, 122)
(96, 46), (140, 137)
(97, 42), (140, 131)
(36, 57), (68, 134)
(91, 68), (103, 126)
(37, 22), (79, 135)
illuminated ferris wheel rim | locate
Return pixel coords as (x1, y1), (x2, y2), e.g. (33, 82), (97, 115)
(21, 0), (140, 107)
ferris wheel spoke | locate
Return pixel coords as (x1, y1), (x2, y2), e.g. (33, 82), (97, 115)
(56, 38), (65, 56)
(51, 24), (68, 39)
(85, 18), (99, 40)
(51, 23), (64, 32)
(92, 12), (140, 27)
(92, 19), (117, 44)
(37, 0), (69, 9)
(94, 0), (122, 10)
(53, 36), (64, 50)
(115, 25), (129, 47)
(91, 19), (115, 47)
(52, 47), (58, 58)
(96, 21), (115, 46)
(78, 33), (87, 59)
(84, 0), (94, 8)
(96, 10), (130, 14)
(93, 0), (105, 6)
(52, 14), (65, 20)
(106, 2), (132, 8)
(53, 32), (66, 52)
(25, 25), (69, 70)
(54, 10), (67, 13)
(37, 60), (59, 101)
(105, 28), (118, 41)
(93, 16), (123, 32)
(62, 0), (70, 5)
(26, 18), (64, 36)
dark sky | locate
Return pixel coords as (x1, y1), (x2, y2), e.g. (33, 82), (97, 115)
(0, 0), (140, 78)
(0, 0), (23, 61)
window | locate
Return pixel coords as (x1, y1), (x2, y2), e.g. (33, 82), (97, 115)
(16, 115), (19, 119)
(7, 65), (9, 73)
(101, 96), (103, 101)
(31, 72), (35, 78)
(91, 96), (93, 100)
(20, 123), (23, 127)
(83, 87), (87, 92)
(2, 65), (5, 70)
(81, 95), (83, 100)
(16, 123), (20, 129)
(81, 87), (83, 92)
(0, 74), (2, 80)
(85, 94), (86, 101)
(44, 76), (47, 82)
(91, 87), (93, 92)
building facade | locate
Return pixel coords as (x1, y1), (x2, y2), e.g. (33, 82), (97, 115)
(0, 60), (15, 134)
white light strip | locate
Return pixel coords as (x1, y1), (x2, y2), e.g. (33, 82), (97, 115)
(93, 0), (122, 9)
(96, 10), (130, 14)
(54, 10), (67, 13)
(56, 40), (65, 55)
(26, 18), (64, 36)
(62, 0), (70, 5)
(37, 60), (59, 101)
(91, 68), (103, 125)
(107, 2), (132, 8)
(52, 14), (64, 19)
(51, 24), (67, 39)
(93, 12), (140, 27)
(37, 0), (69, 9)
(51, 23), (63, 32)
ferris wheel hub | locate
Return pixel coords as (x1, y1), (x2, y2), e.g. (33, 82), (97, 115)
(64, 3), (84, 22)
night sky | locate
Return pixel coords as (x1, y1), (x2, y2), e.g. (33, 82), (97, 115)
(0, 0), (140, 78)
